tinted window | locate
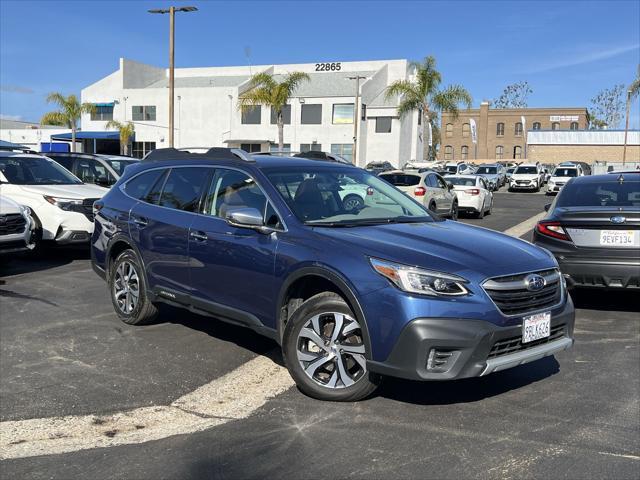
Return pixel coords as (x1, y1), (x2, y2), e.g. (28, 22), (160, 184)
(375, 117), (392, 133)
(206, 169), (267, 219)
(301, 104), (322, 124)
(515, 166), (538, 174)
(476, 166), (497, 174)
(125, 169), (166, 200)
(270, 105), (291, 125)
(159, 167), (209, 212)
(48, 155), (74, 171)
(445, 165), (457, 173)
(379, 174), (421, 187)
(448, 177), (476, 186)
(106, 159), (137, 176)
(426, 174), (439, 188)
(435, 175), (448, 189)
(557, 180), (640, 207)
(76, 158), (115, 185)
(241, 106), (261, 125)
(553, 168), (578, 177)
(0, 156), (82, 185)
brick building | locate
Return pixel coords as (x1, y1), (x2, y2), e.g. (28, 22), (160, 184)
(439, 103), (588, 162)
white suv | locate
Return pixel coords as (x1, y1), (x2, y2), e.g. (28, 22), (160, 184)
(546, 165), (581, 194)
(0, 152), (108, 247)
(509, 163), (543, 192)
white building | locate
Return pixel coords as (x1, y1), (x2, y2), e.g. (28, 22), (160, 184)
(0, 119), (70, 152)
(81, 58), (423, 166)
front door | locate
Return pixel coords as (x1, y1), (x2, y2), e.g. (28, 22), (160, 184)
(188, 167), (281, 328)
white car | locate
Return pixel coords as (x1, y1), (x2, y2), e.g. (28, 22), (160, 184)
(0, 195), (34, 254)
(0, 152), (108, 247)
(546, 166), (580, 194)
(509, 163), (544, 192)
(446, 175), (493, 218)
(444, 162), (475, 176)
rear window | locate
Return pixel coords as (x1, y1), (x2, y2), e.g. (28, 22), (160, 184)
(380, 173), (421, 187)
(448, 177), (476, 187)
(557, 180), (640, 207)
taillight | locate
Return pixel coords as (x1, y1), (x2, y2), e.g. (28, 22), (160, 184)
(414, 186), (426, 196)
(536, 221), (571, 241)
(466, 189), (480, 195)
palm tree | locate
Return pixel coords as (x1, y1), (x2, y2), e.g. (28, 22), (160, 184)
(623, 65), (640, 164)
(238, 71), (310, 151)
(41, 93), (95, 152)
(105, 120), (135, 156)
(385, 56), (472, 160)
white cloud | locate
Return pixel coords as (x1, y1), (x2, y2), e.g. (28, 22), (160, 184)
(524, 44), (640, 74)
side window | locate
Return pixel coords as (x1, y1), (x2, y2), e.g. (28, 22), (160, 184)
(124, 169), (167, 200)
(206, 169), (267, 220)
(91, 159), (116, 185)
(48, 155), (74, 171)
(436, 175), (448, 189)
(158, 167), (210, 212)
(264, 202), (282, 229)
(426, 174), (438, 188)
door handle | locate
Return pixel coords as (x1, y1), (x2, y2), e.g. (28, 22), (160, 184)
(190, 231), (208, 242)
(133, 216), (148, 227)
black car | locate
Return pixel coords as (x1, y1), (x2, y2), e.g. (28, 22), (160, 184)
(534, 173), (639, 289)
(45, 152), (138, 188)
(365, 161), (395, 175)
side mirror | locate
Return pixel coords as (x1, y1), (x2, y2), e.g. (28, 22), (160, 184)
(226, 208), (266, 231)
(447, 182), (454, 190)
(544, 203), (551, 212)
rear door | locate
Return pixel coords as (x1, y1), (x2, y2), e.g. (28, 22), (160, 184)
(129, 166), (210, 297)
(432, 173), (453, 214)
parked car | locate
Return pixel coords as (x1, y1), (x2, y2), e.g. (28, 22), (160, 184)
(509, 164), (544, 192)
(0, 195), (34, 254)
(506, 167), (516, 181)
(474, 164), (506, 190)
(497, 161), (520, 169)
(446, 175), (493, 218)
(364, 161), (395, 176)
(534, 172), (639, 289)
(0, 152), (108, 247)
(559, 161), (591, 176)
(444, 162), (475, 175)
(92, 147), (574, 401)
(379, 170), (458, 219)
(46, 152), (139, 188)
(546, 166), (581, 194)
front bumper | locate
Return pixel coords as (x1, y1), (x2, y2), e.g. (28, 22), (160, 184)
(366, 298), (575, 381)
(510, 182), (537, 190)
(55, 229), (92, 244)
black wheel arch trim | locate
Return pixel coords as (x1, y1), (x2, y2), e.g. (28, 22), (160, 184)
(276, 266), (373, 358)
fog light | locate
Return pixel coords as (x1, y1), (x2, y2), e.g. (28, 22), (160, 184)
(427, 348), (457, 372)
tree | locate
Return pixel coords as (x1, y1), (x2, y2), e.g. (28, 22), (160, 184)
(623, 65), (640, 164)
(492, 81), (533, 109)
(41, 93), (95, 152)
(385, 56), (472, 161)
(589, 84), (625, 129)
(105, 120), (135, 156)
(238, 71), (310, 151)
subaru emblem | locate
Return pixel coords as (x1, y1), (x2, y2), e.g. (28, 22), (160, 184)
(610, 216), (626, 224)
(525, 274), (546, 292)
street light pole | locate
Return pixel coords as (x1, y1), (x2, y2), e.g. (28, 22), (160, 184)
(349, 75), (366, 165)
(149, 6), (197, 149)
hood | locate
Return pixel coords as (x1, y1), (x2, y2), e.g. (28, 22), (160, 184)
(0, 195), (22, 214)
(17, 183), (109, 199)
(313, 220), (556, 284)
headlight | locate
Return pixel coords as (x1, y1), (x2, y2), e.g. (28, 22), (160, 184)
(43, 195), (83, 211)
(370, 258), (470, 296)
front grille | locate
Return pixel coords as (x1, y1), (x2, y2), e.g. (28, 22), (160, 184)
(70, 198), (98, 222)
(516, 180), (530, 185)
(488, 324), (566, 359)
(0, 213), (27, 235)
(483, 269), (562, 316)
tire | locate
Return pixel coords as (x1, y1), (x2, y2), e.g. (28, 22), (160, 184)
(476, 202), (485, 219)
(534, 182), (540, 193)
(282, 292), (380, 402)
(343, 194), (364, 211)
(428, 201), (437, 214)
(450, 201), (458, 221)
(486, 197), (493, 216)
(109, 249), (158, 325)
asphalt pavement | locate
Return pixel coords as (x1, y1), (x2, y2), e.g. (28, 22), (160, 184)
(1, 190), (638, 479)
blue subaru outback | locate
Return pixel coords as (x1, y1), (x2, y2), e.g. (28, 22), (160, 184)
(91, 148), (575, 401)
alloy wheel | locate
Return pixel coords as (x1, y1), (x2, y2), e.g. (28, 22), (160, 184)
(296, 312), (367, 389)
(113, 260), (140, 314)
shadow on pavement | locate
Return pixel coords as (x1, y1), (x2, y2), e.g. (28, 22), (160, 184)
(0, 246), (90, 279)
(570, 288), (640, 312)
(374, 356), (559, 405)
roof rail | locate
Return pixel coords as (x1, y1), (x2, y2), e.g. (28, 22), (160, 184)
(142, 147), (255, 163)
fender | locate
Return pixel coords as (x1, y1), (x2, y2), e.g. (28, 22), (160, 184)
(103, 233), (148, 286)
(275, 265), (373, 359)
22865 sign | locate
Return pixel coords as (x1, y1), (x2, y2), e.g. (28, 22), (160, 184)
(315, 62), (342, 71)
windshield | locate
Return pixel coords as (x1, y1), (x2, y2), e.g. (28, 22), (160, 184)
(265, 166), (433, 226)
(515, 166), (538, 174)
(552, 168), (578, 178)
(445, 165), (458, 173)
(476, 167), (497, 174)
(507, 168), (515, 173)
(0, 156), (82, 185)
(557, 180), (640, 207)
(447, 177), (476, 186)
(106, 159), (137, 176)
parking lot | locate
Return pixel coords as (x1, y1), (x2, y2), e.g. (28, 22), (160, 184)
(1, 191), (639, 480)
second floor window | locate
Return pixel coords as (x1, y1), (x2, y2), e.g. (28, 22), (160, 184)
(445, 123), (453, 137)
(461, 145), (469, 160)
(375, 117), (392, 133)
(132, 106), (156, 121)
(332, 104), (354, 124)
(462, 123), (470, 137)
(241, 105), (261, 124)
(495, 145), (504, 159)
(533, 122), (541, 130)
(444, 145), (453, 160)
(91, 104), (114, 121)
(570, 121), (579, 130)
(515, 122), (523, 136)
(301, 104), (322, 124)
(496, 122), (505, 136)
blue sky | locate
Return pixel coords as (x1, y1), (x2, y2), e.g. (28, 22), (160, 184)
(1, 0), (639, 127)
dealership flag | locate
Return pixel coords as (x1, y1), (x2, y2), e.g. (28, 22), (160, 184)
(427, 121), (433, 147)
(470, 118), (478, 144)
(521, 115), (526, 133)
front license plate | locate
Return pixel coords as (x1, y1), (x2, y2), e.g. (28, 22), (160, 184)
(600, 230), (636, 246)
(522, 312), (551, 343)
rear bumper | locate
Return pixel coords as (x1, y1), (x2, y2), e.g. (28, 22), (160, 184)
(366, 298), (575, 381)
(558, 257), (640, 289)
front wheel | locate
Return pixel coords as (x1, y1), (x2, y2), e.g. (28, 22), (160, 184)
(343, 194), (364, 211)
(282, 292), (380, 401)
(109, 249), (158, 325)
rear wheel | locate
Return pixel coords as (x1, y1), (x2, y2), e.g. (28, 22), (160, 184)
(282, 292), (380, 401)
(109, 249), (158, 325)
(476, 202), (485, 219)
(450, 201), (458, 221)
(343, 194), (364, 211)
(486, 197), (493, 215)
